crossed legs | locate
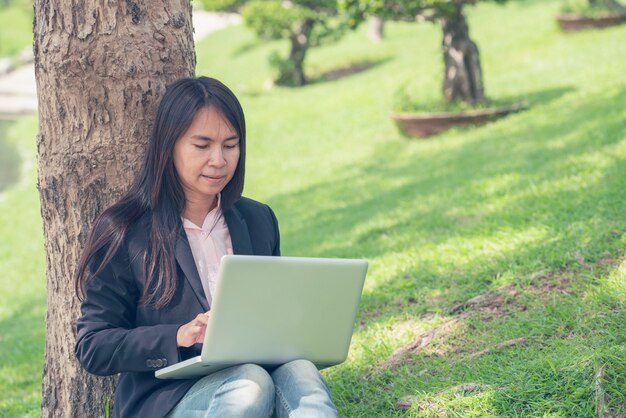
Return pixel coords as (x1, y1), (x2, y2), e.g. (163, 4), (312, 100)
(167, 360), (339, 418)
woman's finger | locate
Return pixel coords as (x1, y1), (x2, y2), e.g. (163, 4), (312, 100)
(195, 312), (209, 325)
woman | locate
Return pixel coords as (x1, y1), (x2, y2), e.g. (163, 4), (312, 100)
(74, 76), (339, 418)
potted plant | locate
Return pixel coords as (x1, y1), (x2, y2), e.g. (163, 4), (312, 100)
(390, 85), (527, 138)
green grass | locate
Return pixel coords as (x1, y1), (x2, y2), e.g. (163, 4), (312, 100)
(0, 115), (45, 417)
(0, 4), (33, 58)
(0, 121), (21, 191)
(1, 0), (625, 416)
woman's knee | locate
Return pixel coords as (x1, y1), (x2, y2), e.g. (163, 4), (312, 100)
(230, 363), (275, 399)
(271, 360), (338, 417)
(217, 364), (275, 416)
(272, 359), (321, 383)
(272, 359), (332, 397)
(233, 363), (273, 383)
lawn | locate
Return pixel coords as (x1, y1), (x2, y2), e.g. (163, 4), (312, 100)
(1, 0), (625, 416)
(0, 115), (44, 417)
(0, 3), (32, 58)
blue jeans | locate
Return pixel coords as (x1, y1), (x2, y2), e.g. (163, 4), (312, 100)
(167, 360), (340, 418)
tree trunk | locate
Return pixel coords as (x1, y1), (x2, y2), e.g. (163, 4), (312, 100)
(33, 1), (195, 417)
(277, 18), (314, 86)
(440, 7), (485, 105)
(367, 15), (384, 43)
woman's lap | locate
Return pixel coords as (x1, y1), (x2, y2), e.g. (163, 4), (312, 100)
(167, 360), (338, 418)
(271, 359), (339, 418)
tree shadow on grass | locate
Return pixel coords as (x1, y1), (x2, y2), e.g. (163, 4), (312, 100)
(230, 38), (267, 57)
(0, 120), (21, 193)
(267, 84), (626, 328)
(498, 85), (575, 109)
(307, 58), (392, 85)
(329, 319), (625, 416)
(325, 257), (625, 416)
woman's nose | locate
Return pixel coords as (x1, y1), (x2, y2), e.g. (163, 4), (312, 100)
(208, 149), (226, 167)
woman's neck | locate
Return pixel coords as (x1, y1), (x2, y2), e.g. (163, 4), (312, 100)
(183, 195), (218, 227)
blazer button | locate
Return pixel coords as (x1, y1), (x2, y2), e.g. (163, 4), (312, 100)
(146, 359), (153, 368)
(162, 358), (168, 367)
(155, 359), (163, 368)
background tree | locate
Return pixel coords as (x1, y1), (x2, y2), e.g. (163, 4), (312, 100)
(33, 1), (195, 416)
(203, 0), (343, 86)
(341, 0), (510, 105)
(368, 15), (385, 42)
(587, 0), (625, 12)
(0, 0), (30, 9)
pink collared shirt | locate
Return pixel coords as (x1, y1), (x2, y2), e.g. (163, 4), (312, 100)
(182, 196), (233, 305)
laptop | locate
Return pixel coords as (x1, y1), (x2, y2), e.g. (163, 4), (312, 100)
(155, 255), (368, 379)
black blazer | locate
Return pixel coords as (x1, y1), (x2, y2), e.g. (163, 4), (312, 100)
(75, 197), (281, 418)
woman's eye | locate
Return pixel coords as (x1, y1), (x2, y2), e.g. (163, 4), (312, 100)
(194, 144), (208, 150)
(224, 143), (239, 149)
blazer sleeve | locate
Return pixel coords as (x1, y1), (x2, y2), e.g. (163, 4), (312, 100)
(268, 204), (281, 257)
(75, 246), (181, 376)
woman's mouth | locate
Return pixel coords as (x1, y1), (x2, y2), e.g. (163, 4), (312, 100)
(201, 174), (225, 184)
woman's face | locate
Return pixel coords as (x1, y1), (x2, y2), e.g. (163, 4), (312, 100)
(173, 106), (240, 206)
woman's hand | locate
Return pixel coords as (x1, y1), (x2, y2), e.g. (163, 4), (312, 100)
(176, 312), (209, 347)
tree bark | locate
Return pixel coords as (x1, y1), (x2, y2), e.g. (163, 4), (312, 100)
(277, 18), (314, 86)
(33, 1), (195, 417)
(440, 7), (485, 105)
(367, 15), (384, 43)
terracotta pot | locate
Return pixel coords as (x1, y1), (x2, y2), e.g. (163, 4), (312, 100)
(390, 101), (528, 138)
(556, 13), (626, 31)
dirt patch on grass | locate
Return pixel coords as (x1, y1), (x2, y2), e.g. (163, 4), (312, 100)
(373, 272), (581, 373)
(528, 270), (573, 296)
(369, 253), (625, 375)
(373, 285), (527, 373)
(449, 284), (520, 316)
(377, 314), (469, 371)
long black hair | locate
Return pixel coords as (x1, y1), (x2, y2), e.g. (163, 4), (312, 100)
(75, 76), (246, 308)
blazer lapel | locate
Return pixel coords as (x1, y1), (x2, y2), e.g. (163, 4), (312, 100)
(174, 203), (253, 312)
(175, 229), (210, 311)
(224, 204), (254, 255)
